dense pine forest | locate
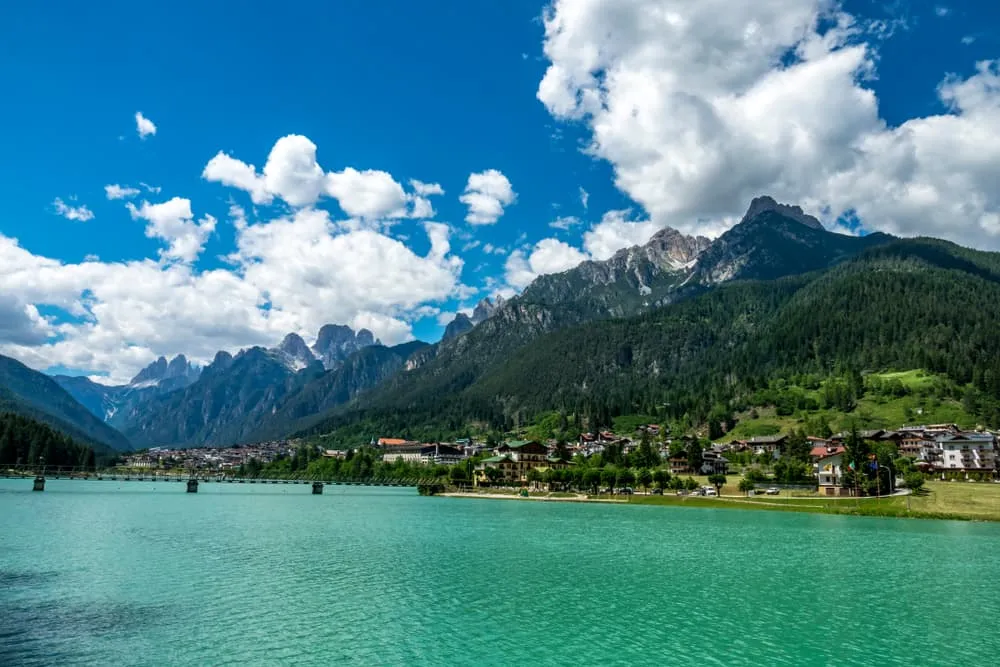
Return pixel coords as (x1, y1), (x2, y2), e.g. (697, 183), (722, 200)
(0, 412), (97, 468)
(300, 238), (1000, 444)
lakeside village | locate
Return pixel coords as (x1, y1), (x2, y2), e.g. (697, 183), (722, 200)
(119, 422), (998, 496)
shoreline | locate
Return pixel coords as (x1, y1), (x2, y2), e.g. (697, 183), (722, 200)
(439, 487), (1000, 522)
(440, 491), (626, 504)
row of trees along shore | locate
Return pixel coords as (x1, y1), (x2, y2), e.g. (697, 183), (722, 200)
(242, 443), (723, 493)
(240, 427), (931, 498)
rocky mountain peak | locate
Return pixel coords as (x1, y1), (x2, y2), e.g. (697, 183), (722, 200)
(314, 324), (354, 352)
(472, 296), (503, 324)
(164, 354), (199, 381)
(210, 350), (234, 369)
(440, 297), (504, 344)
(130, 356), (168, 386)
(644, 226), (712, 268)
(274, 333), (316, 371)
(442, 313), (474, 341)
(130, 354), (200, 388)
(311, 324), (380, 370)
(356, 328), (376, 347)
(741, 195), (824, 230)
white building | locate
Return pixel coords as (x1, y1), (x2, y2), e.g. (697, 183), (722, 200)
(816, 447), (849, 496)
(420, 444), (465, 466)
(935, 432), (996, 474)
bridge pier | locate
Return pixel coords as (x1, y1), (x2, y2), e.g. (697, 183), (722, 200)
(186, 479), (199, 493)
(33, 476), (45, 491)
(312, 482), (324, 495)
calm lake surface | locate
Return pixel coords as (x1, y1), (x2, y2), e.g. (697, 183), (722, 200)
(2, 479), (999, 666)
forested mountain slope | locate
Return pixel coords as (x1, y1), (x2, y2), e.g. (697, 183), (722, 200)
(299, 238), (1000, 442)
(0, 354), (131, 452)
(0, 411), (100, 467)
(285, 201), (894, 440)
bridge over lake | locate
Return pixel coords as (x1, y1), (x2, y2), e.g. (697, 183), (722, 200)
(0, 464), (442, 494)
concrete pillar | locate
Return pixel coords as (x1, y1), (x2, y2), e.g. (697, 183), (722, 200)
(186, 479), (199, 493)
(312, 482), (324, 495)
(33, 476), (45, 492)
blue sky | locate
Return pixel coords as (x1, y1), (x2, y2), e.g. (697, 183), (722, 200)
(2, 0), (614, 266)
(0, 0), (998, 382)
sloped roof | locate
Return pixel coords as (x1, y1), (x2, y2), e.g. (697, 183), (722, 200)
(749, 434), (787, 444)
(811, 445), (845, 459)
(502, 440), (545, 450)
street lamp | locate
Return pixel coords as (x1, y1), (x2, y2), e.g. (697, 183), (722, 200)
(879, 465), (893, 495)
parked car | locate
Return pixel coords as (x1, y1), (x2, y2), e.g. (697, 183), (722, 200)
(765, 487), (781, 495)
(704, 488), (718, 496)
(617, 487), (634, 495)
(651, 488), (664, 495)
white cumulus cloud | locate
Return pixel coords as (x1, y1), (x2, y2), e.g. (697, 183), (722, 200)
(203, 134), (436, 220)
(52, 198), (94, 222)
(538, 0), (1000, 251)
(326, 167), (409, 220)
(126, 197), (217, 264)
(583, 210), (658, 261)
(550, 215), (582, 231)
(0, 294), (52, 346)
(410, 179), (445, 196)
(504, 238), (589, 289)
(203, 152), (272, 205)
(460, 169), (516, 225)
(135, 111), (157, 138)
(105, 184), (140, 200)
(0, 204), (466, 382)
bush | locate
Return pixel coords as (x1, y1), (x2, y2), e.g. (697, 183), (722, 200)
(903, 472), (924, 493)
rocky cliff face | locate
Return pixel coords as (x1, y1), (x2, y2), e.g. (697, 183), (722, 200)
(273, 333), (316, 371)
(442, 313), (474, 341)
(129, 354), (201, 389)
(515, 224), (710, 318)
(120, 336), (430, 448)
(121, 346), (307, 448)
(60, 322), (381, 444)
(692, 198), (889, 285)
(740, 195), (824, 230)
(312, 325), (380, 370)
(472, 296), (504, 324)
(247, 341), (431, 441)
(55, 354), (203, 428)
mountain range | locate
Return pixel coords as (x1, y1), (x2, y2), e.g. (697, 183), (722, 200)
(5, 195), (999, 453)
(45, 323), (385, 449)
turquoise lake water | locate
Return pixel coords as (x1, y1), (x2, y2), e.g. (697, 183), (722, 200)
(2, 479), (1000, 666)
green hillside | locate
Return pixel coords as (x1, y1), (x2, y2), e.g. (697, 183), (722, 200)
(721, 370), (978, 442)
